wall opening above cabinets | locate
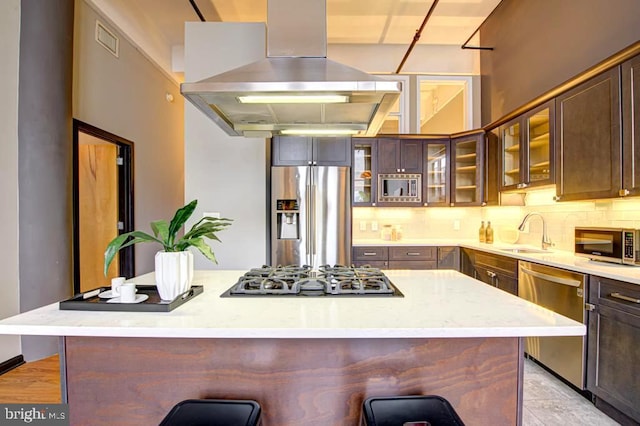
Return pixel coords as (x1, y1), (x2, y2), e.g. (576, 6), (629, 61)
(418, 75), (474, 134)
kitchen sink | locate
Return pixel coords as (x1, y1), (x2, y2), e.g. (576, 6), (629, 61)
(497, 247), (549, 254)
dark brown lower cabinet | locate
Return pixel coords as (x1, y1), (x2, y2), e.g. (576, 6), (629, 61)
(352, 246), (458, 270)
(587, 276), (640, 424)
(459, 249), (518, 295)
(437, 246), (460, 270)
(388, 246), (437, 270)
(352, 246), (388, 268)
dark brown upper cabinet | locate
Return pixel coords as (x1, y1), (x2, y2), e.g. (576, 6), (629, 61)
(500, 100), (555, 192)
(376, 138), (423, 173)
(352, 138), (377, 206)
(555, 68), (621, 201)
(422, 137), (451, 207)
(272, 136), (351, 166)
(622, 53), (640, 197)
(484, 127), (500, 206)
(450, 130), (485, 206)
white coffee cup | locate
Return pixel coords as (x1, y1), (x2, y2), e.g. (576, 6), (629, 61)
(111, 277), (126, 296)
(119, 283), (137, 303)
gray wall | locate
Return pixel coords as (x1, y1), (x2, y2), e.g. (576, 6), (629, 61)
(0, 0), (22, 363)
(480, 0), (640, 125)
(73, 0), (185, 274)
(184, 23), (268, 270)
(18, 0), (74, 361)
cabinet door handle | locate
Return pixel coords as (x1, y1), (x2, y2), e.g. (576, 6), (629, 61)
(486, 270), (497, 278)
(363, 252), (378, 256)
(407, 252), (422, 256)
(401, 168), (406, 172)
(610, 292), (640, 304)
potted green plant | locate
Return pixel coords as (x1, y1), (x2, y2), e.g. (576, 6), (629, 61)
(104, 199), (232, 300)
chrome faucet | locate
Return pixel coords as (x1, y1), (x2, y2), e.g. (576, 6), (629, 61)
(518, 212), (553, 250)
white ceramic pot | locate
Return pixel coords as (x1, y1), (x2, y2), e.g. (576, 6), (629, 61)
(155, 251), (194, 301)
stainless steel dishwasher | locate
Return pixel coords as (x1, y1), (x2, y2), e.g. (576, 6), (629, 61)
(518, 261), (588, 389)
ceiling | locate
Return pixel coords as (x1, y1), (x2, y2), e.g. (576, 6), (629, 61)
(89, 0), (502, 83)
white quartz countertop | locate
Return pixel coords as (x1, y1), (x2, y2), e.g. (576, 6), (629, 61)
(0, 270), (584, 339)
(354, 238), (640, 285)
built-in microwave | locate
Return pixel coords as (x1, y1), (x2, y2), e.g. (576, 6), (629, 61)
(378, 173), (421, 203)
(575, 227), (640, 265)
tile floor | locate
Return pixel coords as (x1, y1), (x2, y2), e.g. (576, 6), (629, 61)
(523, 358), (619, 425)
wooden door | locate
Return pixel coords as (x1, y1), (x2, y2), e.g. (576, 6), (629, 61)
(555, 68), (621, 201)
(78, 136), (119, 292)
(622, 54), (640, 196)
(271, 136), (312, 166)
(376, 138), (400, 173)
(450, 131), (485, 206)
(422, 138), (450, 206)
(352, 138), (377, 206)
(398, 140), (423, 173)
(312, 137), (351, 166)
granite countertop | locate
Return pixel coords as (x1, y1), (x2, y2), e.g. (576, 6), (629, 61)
(0, 270), (584, 339)
(353, 238), (640, 285)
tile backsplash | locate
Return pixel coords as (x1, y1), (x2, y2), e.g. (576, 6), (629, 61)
(353, 188), (640, 252)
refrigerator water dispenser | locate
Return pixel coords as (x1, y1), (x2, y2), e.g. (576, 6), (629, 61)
(276, 199), (299, 240)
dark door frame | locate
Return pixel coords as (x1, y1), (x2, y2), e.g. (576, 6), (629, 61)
(72, 119), (135, 293)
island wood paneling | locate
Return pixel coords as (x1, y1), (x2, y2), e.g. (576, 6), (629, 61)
(63, 336), (522, 425)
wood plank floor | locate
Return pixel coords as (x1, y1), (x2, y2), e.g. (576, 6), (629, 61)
(0, 355), (61, 403)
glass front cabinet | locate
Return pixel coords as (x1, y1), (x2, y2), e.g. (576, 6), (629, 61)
(352, 138), (377, 206)
(500, 100), (555, 191)
(422, 137), (450, 206)
(451, 130), (485, 206)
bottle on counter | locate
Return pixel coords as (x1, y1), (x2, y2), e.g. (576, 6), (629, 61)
(479, 221), (486, 243)
(391, 226), (397, 241)
(395, 225), (403, 241)
(486, 221), (494, 244)
(381, 225), (392, 241)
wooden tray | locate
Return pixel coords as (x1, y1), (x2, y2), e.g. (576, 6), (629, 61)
(59, 285), (203, 312)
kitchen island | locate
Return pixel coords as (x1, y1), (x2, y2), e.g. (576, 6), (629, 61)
(0, 270), (584, 425)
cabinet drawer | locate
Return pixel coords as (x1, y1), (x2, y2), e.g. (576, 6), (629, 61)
(389, 246), (436, 261)
(353, 260), (388, 269)
(474, 252), (518, 277)
(388, 260), (437, 270)
(353, 246), (389, 261)
(591, 276), (640, 317)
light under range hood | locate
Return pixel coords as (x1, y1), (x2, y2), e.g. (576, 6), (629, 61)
(180, 0), (402, 138)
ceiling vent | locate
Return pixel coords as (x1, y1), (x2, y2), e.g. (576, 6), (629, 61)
(95, 20), (119, 58)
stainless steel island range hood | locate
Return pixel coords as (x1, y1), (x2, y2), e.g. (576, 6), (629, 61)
(180, 0), (402, 138)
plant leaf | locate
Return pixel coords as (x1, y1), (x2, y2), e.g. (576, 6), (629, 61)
(189, 237), (218, 264)
(168, 200), (198, 246)
(103, 231), (161, 276)
(182, 219), (232, 241)
(150, 220), (169, 242)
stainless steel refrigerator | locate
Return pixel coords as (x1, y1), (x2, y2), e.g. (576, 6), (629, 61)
(271, 166), (351, 268)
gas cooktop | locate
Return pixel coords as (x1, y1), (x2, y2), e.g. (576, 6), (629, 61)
(221, 265), (403, 297)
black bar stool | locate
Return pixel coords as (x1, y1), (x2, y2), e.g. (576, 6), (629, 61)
(160, 399), (261, 426)
(361, 395), (465, 426)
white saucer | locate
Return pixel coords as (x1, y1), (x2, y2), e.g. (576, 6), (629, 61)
(106, 294), (149, 304)
(99, 289), (137, 299)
